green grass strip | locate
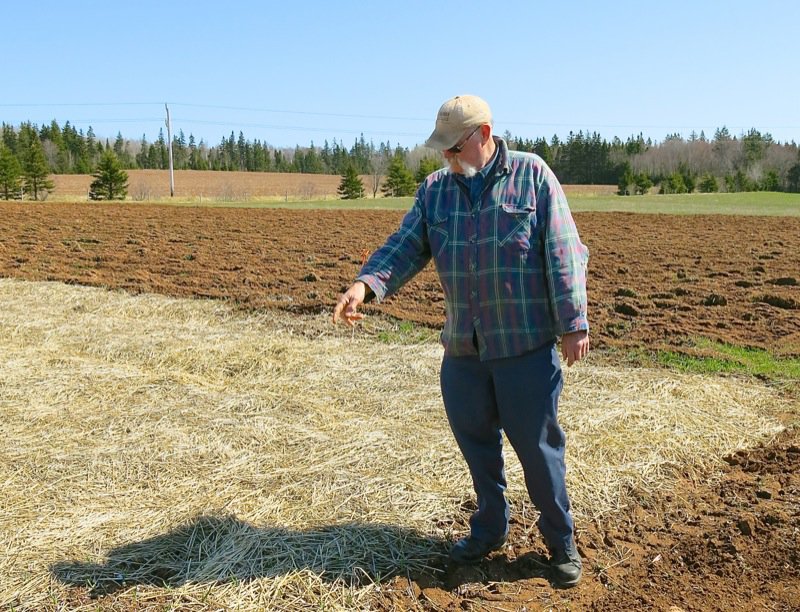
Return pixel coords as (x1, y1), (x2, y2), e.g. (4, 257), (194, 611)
(654, 338), (800, 381)
(569, 191), (800, 216)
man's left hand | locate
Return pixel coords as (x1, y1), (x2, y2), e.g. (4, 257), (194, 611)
(561, 330), (589, 367)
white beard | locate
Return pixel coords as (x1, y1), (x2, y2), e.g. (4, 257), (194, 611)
(448, 157), (478, 178)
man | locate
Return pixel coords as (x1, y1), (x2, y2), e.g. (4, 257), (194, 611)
(333, 95), (589, 588)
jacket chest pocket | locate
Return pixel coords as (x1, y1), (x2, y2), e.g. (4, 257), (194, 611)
(497, 203), (535, 251)
(427, 215), (450, 259)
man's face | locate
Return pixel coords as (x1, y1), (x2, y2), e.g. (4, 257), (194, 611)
(443, 125), (484, 177)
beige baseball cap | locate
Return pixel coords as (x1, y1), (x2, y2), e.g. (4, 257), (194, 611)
(424, 94), (492, 150)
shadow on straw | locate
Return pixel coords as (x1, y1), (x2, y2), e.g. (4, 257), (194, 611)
(50, 513), (447, 598)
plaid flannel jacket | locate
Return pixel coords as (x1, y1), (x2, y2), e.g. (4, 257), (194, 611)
(358, 138), (589, 360)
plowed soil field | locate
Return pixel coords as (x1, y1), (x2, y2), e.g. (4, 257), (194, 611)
(2, 202), (798, 355)
(1, 201), (799, 611)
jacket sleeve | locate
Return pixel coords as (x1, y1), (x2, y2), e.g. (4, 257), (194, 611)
(539, 165), (590, 335)
(355, 194), (432, 302)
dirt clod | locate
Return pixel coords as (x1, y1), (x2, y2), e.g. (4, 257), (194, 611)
(736, 518), (753, 535)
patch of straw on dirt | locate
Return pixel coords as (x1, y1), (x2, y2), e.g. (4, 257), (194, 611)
(0, 279), (787, 610)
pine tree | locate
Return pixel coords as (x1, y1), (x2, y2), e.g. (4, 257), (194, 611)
(788, 163), (800, 193)
(22, 137), (54, 200)
(0, 145), (22, 199)
(196, 139), (210, 171)
(414, 156), (441, 184)
(2, 123), (17, 154)
(659, 172), (688, 194)
(381, 153), (416, 197)
(89, 150), (129, 200)
(337, 165), (365, 199)
(175, 129), (188, 169)
(188, 133), (199, 170)
(634, 173), (653, 195)
(46, 119), (69, 173)
(533, 137), (553, 165)
(760, 170), (780, 192)
(73, 127), (91, 173)
(136, 135), (150, 169)
(698, 173), (719, 193)
(617, 162), (635, 196)
(112, 132), (133, 168)
(156, 128), (168, 169)
(304, 142), (325, 174)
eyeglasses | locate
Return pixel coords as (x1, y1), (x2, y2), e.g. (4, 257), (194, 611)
(447, 125), (482, 154)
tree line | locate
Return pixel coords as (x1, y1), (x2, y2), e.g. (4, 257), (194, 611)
(1, 119), (799, 200)
(504, 128), (800, 195)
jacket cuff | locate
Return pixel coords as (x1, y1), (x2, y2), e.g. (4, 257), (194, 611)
(558, 314), (589, 336)
(356, 274), (386, 303)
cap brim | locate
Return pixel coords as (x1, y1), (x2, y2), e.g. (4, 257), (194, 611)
(424, 129), (460, 151)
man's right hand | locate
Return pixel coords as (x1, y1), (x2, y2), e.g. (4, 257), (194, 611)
(333, 281), (368, 326)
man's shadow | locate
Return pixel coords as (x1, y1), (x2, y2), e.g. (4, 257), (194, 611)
(50, 514), (446, 598)
(51, 513), (555, 598)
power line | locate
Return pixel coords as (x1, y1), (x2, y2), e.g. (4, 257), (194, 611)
(178, 119), (425, 138)
(0, 101), (430, 123)
(171, 103), (430, 123)
(2, 102), (797, 145)
(0, 102), (161, 108)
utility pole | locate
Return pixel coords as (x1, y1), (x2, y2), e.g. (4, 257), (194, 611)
(165, 103), (175, 197)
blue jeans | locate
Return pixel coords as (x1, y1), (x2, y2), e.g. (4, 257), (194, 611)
(440, 341), (575, 551)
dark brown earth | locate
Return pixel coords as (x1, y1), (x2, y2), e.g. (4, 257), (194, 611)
(376, 429), (800, 611)
(1, 201), (798, 611)
(1, 203), (798, 355)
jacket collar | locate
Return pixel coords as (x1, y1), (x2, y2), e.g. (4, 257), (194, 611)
(493, 137), (512, 177)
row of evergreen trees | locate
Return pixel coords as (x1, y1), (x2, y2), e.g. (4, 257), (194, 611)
(2, 119), (800, 200)
(0, 124), (54, 199)
(0, 121), (394, 177)
(506, 128), (800, 195)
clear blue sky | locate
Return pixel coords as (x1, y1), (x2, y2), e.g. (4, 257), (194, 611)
(3, 0), (798, 149)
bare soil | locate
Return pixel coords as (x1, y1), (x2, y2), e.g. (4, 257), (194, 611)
(1, 201), (798, 611)
(1, 203), (798, 355)
(377, 429), (800, 611)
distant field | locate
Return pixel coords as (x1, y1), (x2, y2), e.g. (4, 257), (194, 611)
(49, 169), (617, 202)
(52, 170), (351, 201)
(47, 171), (800, 215)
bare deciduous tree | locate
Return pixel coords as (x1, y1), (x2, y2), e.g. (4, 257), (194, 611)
(369, 148), (390, 198)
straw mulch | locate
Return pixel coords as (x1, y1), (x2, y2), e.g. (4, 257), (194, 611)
(0, 279), (786, 610)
